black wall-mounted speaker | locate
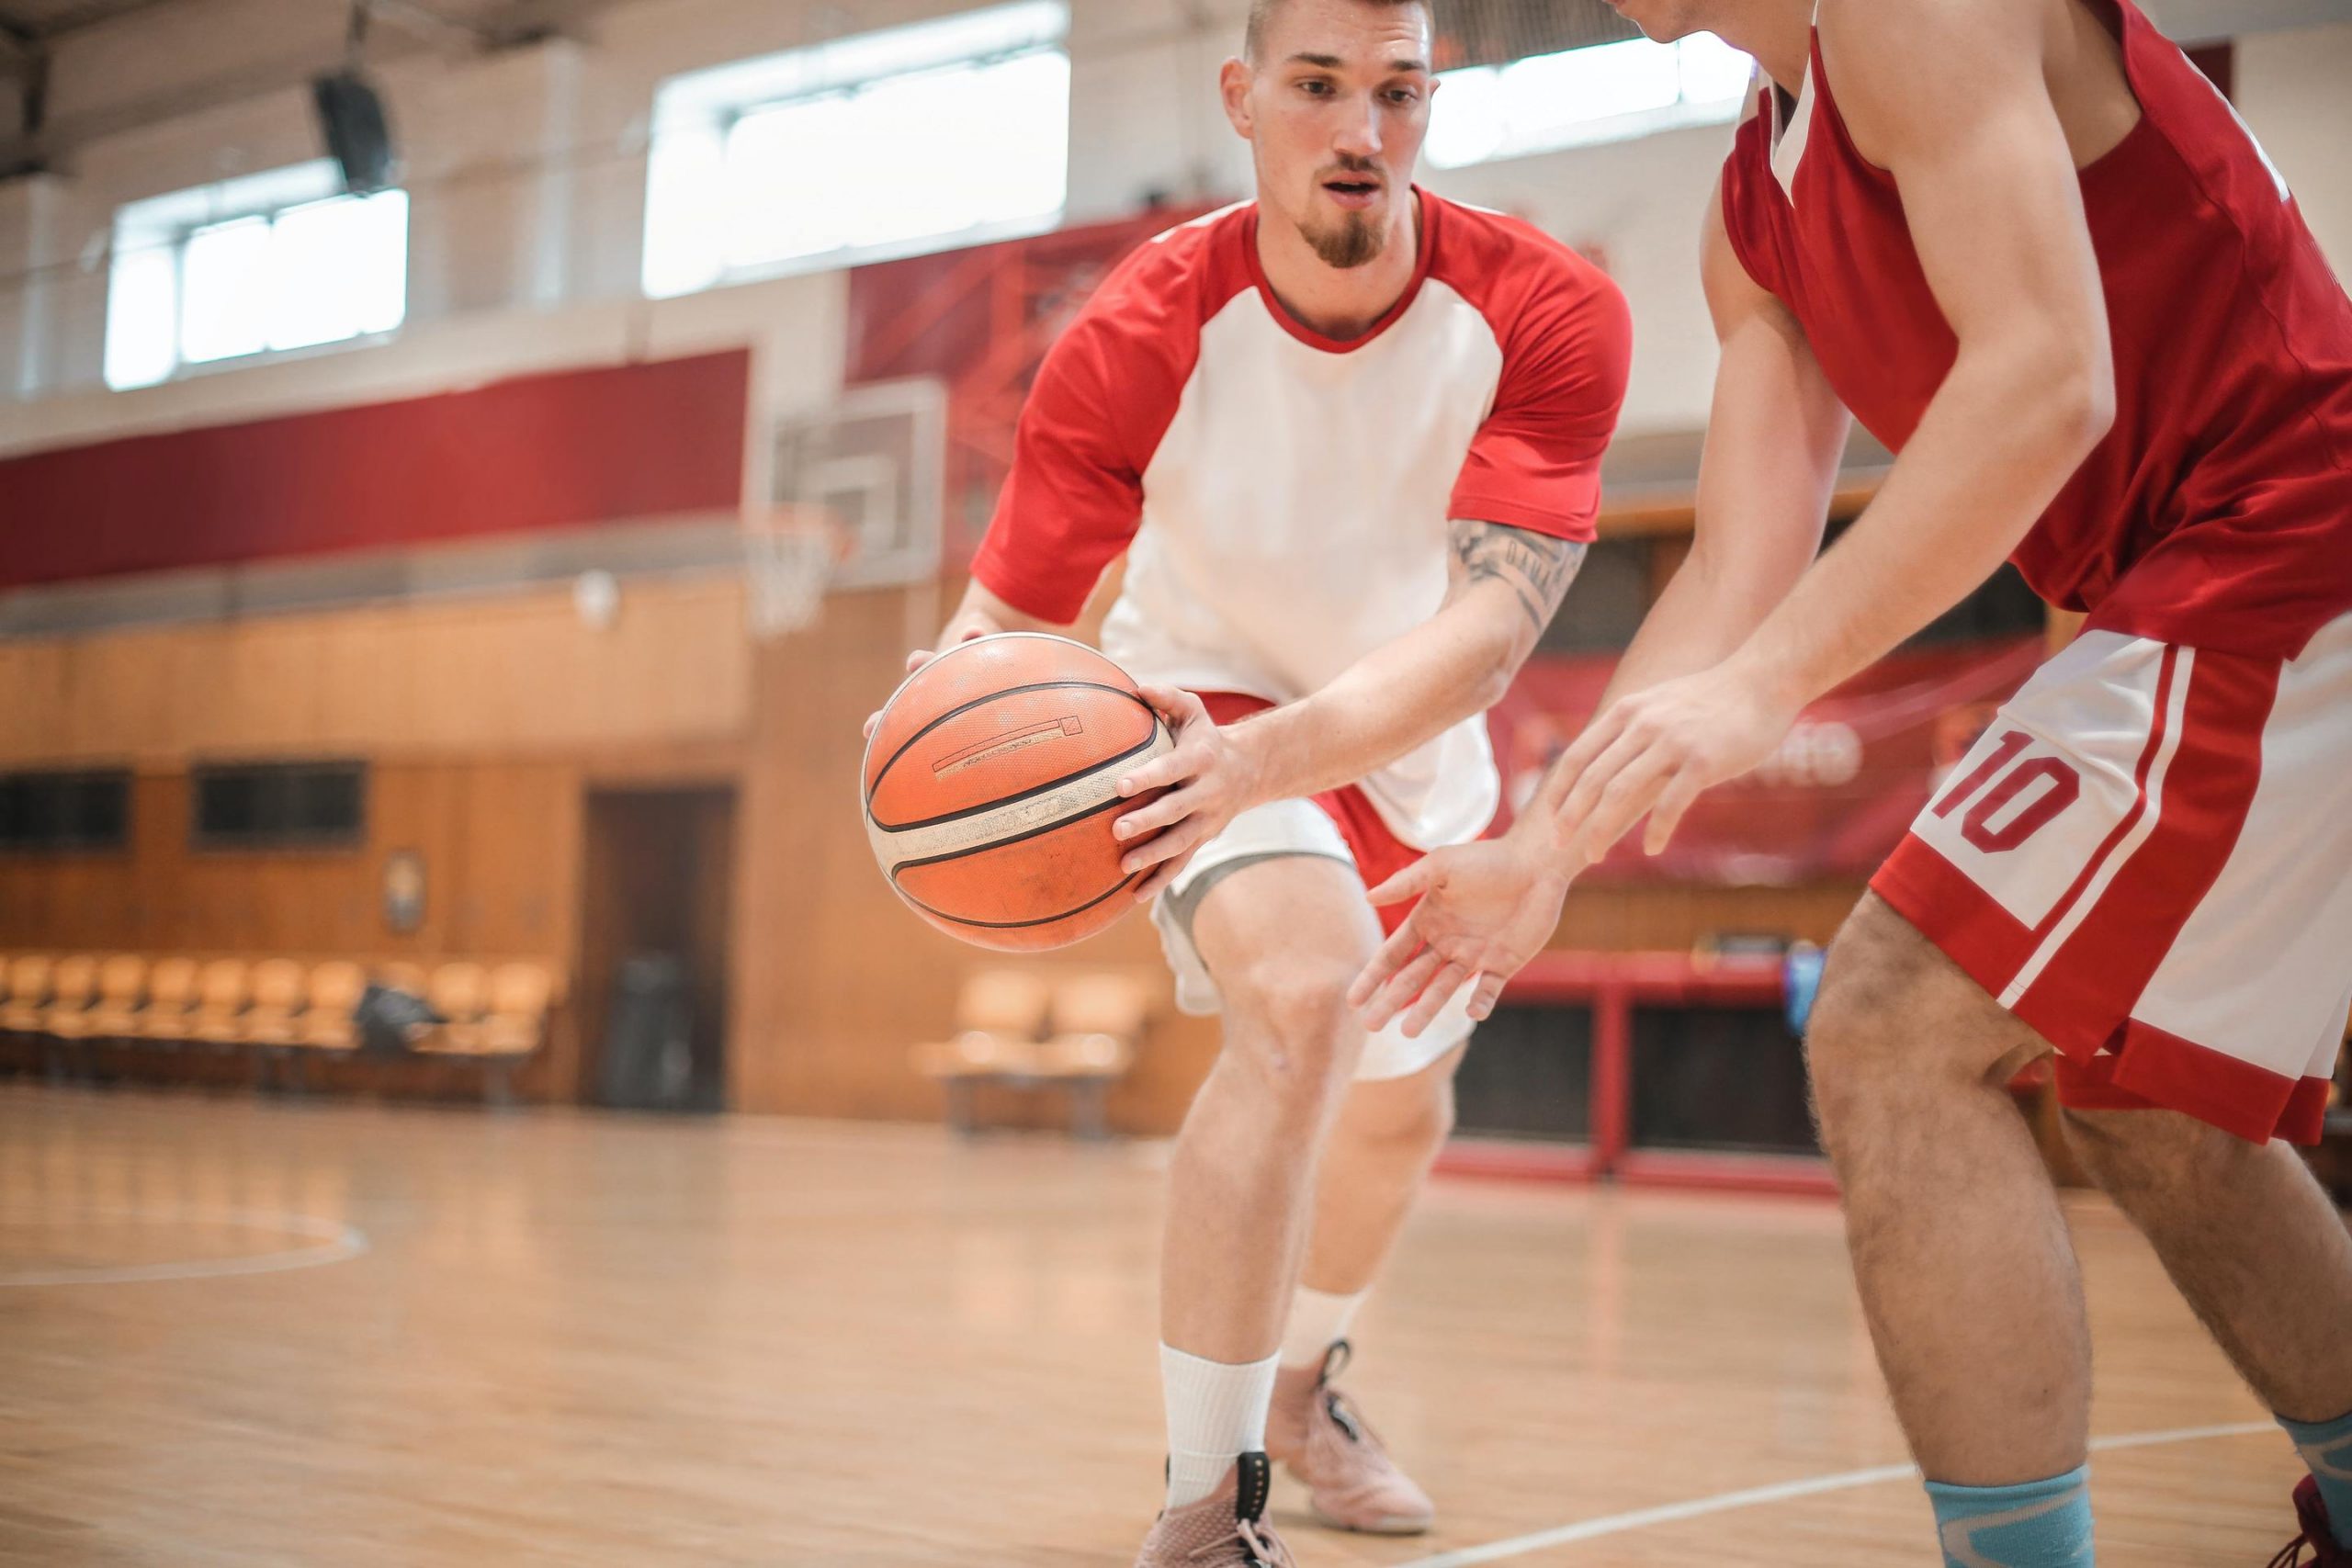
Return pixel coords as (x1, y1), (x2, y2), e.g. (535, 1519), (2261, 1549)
(311, 71), (398, 195)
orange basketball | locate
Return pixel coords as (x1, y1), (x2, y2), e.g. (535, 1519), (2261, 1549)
(862, 634), (1175, 952)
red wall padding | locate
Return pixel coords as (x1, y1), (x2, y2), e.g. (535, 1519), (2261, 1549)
(0, 349), (751, 590)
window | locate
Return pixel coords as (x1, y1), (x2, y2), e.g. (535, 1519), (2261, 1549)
(191, 761), (368, 852)
(1426, 33), (1755, 169)
(643, 2), (1070, 299)
(0, 772), (131, 853)
(104, 160), (409, 391)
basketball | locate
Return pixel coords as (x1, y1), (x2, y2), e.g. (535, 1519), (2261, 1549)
(862, 634), (1175, 952)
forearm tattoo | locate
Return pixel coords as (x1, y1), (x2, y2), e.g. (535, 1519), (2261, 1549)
(1446, 519), (1589, 635)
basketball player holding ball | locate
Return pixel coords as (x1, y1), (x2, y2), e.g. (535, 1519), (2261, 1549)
(868, 1), (1627, 1559)
(1352, 1), (2352, 1562)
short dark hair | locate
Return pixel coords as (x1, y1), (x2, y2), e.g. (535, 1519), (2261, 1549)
(1244, 0), (1431, 63)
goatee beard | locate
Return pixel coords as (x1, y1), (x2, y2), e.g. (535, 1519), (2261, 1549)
(1300, 211), (1386, 270)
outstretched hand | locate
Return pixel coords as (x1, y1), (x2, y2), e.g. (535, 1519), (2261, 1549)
(1348, 838), (1572, 1039)
(1548, 660), (1801, 864)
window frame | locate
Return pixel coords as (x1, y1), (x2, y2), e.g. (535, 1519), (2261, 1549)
(0, 770), (135, 856)
(104, 161), (411, 392)
(187, 760), (370, 855)
(640, 1), (1073, 299)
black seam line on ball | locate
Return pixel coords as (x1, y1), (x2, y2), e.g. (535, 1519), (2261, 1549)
(866, 681), (1154, 815)
(894, 867), (1145, 931)
(887, 791), (1133, 878)
(867, 725), (1166, 834)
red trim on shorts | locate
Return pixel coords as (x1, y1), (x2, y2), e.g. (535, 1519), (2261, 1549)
(1193, 691), (1454, 936)
(2022, 645), (2180, 948)
(1869, 834), (2037, 990)
(2008, 649), (2280, 1059)
(2053, 1022), (2334, 1146)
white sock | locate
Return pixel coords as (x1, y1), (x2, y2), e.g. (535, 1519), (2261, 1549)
(1161, 1345), (1279, 1509)
(1278, 1286), (1368, 1370)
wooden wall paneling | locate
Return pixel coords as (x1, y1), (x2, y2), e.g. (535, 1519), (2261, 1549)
(0, 577), (753, 771)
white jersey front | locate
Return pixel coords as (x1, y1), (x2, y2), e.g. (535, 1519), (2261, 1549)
(972, 193), (1631, 850)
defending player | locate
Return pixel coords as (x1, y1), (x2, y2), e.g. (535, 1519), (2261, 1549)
(868, 0), (1629, 1559)
(1351, 2), (2352, 1562)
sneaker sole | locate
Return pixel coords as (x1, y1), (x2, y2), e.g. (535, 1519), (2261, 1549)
(1310, 1501), (1434, 1536)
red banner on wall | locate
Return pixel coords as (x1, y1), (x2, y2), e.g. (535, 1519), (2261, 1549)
(0, 350), (750, 591)
(1488, 637), (2047, 885)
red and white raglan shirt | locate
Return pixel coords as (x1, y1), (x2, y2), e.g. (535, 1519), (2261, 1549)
(1718, 0), (2352, 1143)
(971, 193), (1630, 1073)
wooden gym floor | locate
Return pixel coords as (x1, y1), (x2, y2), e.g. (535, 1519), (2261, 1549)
(0, 1083), (2324, 1565)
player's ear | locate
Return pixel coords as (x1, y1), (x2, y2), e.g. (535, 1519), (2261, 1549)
(1219, 56), (1255, 140)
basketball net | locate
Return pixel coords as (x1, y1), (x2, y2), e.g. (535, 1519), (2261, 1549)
(742, 507), (849, 640)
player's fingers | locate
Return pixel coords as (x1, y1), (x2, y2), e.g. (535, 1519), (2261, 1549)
(1555, 722), (1657, 845)
(1399, 962), (1470, 1040)
(1466, 972), (1510, 1023)
(1370, 948), (1445, 1031)
(1570, 748), (1681, 866)
(1131, 841), (1206, 903)
(1643, 765), (1710, 856)
(1349, 919), (1428, 1012)
(904, 648), (935, 673)
(1362, 860), (1432, 908)
(1136, 683), (1210, 730)
(862, 711), (883, 740)
(1118, 747), (1202, 797)
(1121, 814), (1210, 876)
(1112, 790), (1190, 840)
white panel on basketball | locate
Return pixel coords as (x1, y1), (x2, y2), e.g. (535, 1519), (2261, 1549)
(865, 727), (1173, 874)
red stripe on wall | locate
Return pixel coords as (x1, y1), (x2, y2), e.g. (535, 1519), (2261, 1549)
(0, 350), (751, 591)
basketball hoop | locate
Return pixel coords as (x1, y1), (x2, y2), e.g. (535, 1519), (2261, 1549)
(742, 509), (848, 639)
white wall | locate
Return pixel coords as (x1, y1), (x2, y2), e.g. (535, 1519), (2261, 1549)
(2, 2), (2348, 457)
(2241, 23), (2352, 276)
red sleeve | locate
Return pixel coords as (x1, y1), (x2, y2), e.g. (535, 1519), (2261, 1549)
(968, 314), (1147, 624)
(1448, 265), (1633, 544)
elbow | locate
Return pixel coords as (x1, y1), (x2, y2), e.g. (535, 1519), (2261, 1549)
(2010, 338), (2116, 466)
(2056, 358), (2118, 457)
(1472, 636), (1529, 714)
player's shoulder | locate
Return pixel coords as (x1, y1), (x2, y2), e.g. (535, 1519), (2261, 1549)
(1420, 197), (1627, 350)
(1425, 195), (1625, 331)
(1059, 203), (1258, 356)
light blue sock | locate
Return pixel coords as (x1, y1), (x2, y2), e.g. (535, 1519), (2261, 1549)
(1925, 1465), (2094, 1568)
(2282, 1408), (2352, 1548)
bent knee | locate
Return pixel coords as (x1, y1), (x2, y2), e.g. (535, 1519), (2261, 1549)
(1338, 1063), (1457, 1160)
(1804, 897), (2034, 1111)
(2060, 1103), (2259, 1192)
(1222, 960), (1364, 1088)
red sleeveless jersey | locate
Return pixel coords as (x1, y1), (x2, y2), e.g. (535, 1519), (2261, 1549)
(1719, 0), (2352, 660)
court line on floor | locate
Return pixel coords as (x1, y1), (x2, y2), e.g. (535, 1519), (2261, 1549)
(1396, 1421), (2277, 1567)
(0, 1207), (369, 1288)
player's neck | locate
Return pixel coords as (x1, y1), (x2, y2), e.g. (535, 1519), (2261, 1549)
(1253, 190), (1423, 345)
(1709, 5), (1813, 97)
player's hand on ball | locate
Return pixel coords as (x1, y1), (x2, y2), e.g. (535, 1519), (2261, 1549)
(862, 607), (1006, 740)
(1350, 837), (1573, 1038)
(1112, 685), (1266, 904)
(1550, 659), (1801, 863)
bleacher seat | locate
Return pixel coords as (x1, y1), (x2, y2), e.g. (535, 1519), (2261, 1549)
(1, 955), (55, 1035)
(40, 956), (101, 1039)
(138, 958), (201, 1042)
(187, 960), (251, 1046)
(81, 955), (150, 1038)
(240, 960), (308, 1047)
(440, 962), (556, 1057)
(298, 963), (367, 1052)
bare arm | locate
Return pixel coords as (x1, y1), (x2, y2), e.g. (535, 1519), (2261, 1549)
(1544, 0), (2115, 864)
(1227, 521), (1588, 805)
(1517, 185), (1849, 847)
(1106, 521), (1585, 895)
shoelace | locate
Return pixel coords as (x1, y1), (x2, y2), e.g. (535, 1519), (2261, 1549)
(2268, 1531), (2317, 1568)
(1184, 1517), (1283, 1567)
(1314, 1341), (1387, 1453)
